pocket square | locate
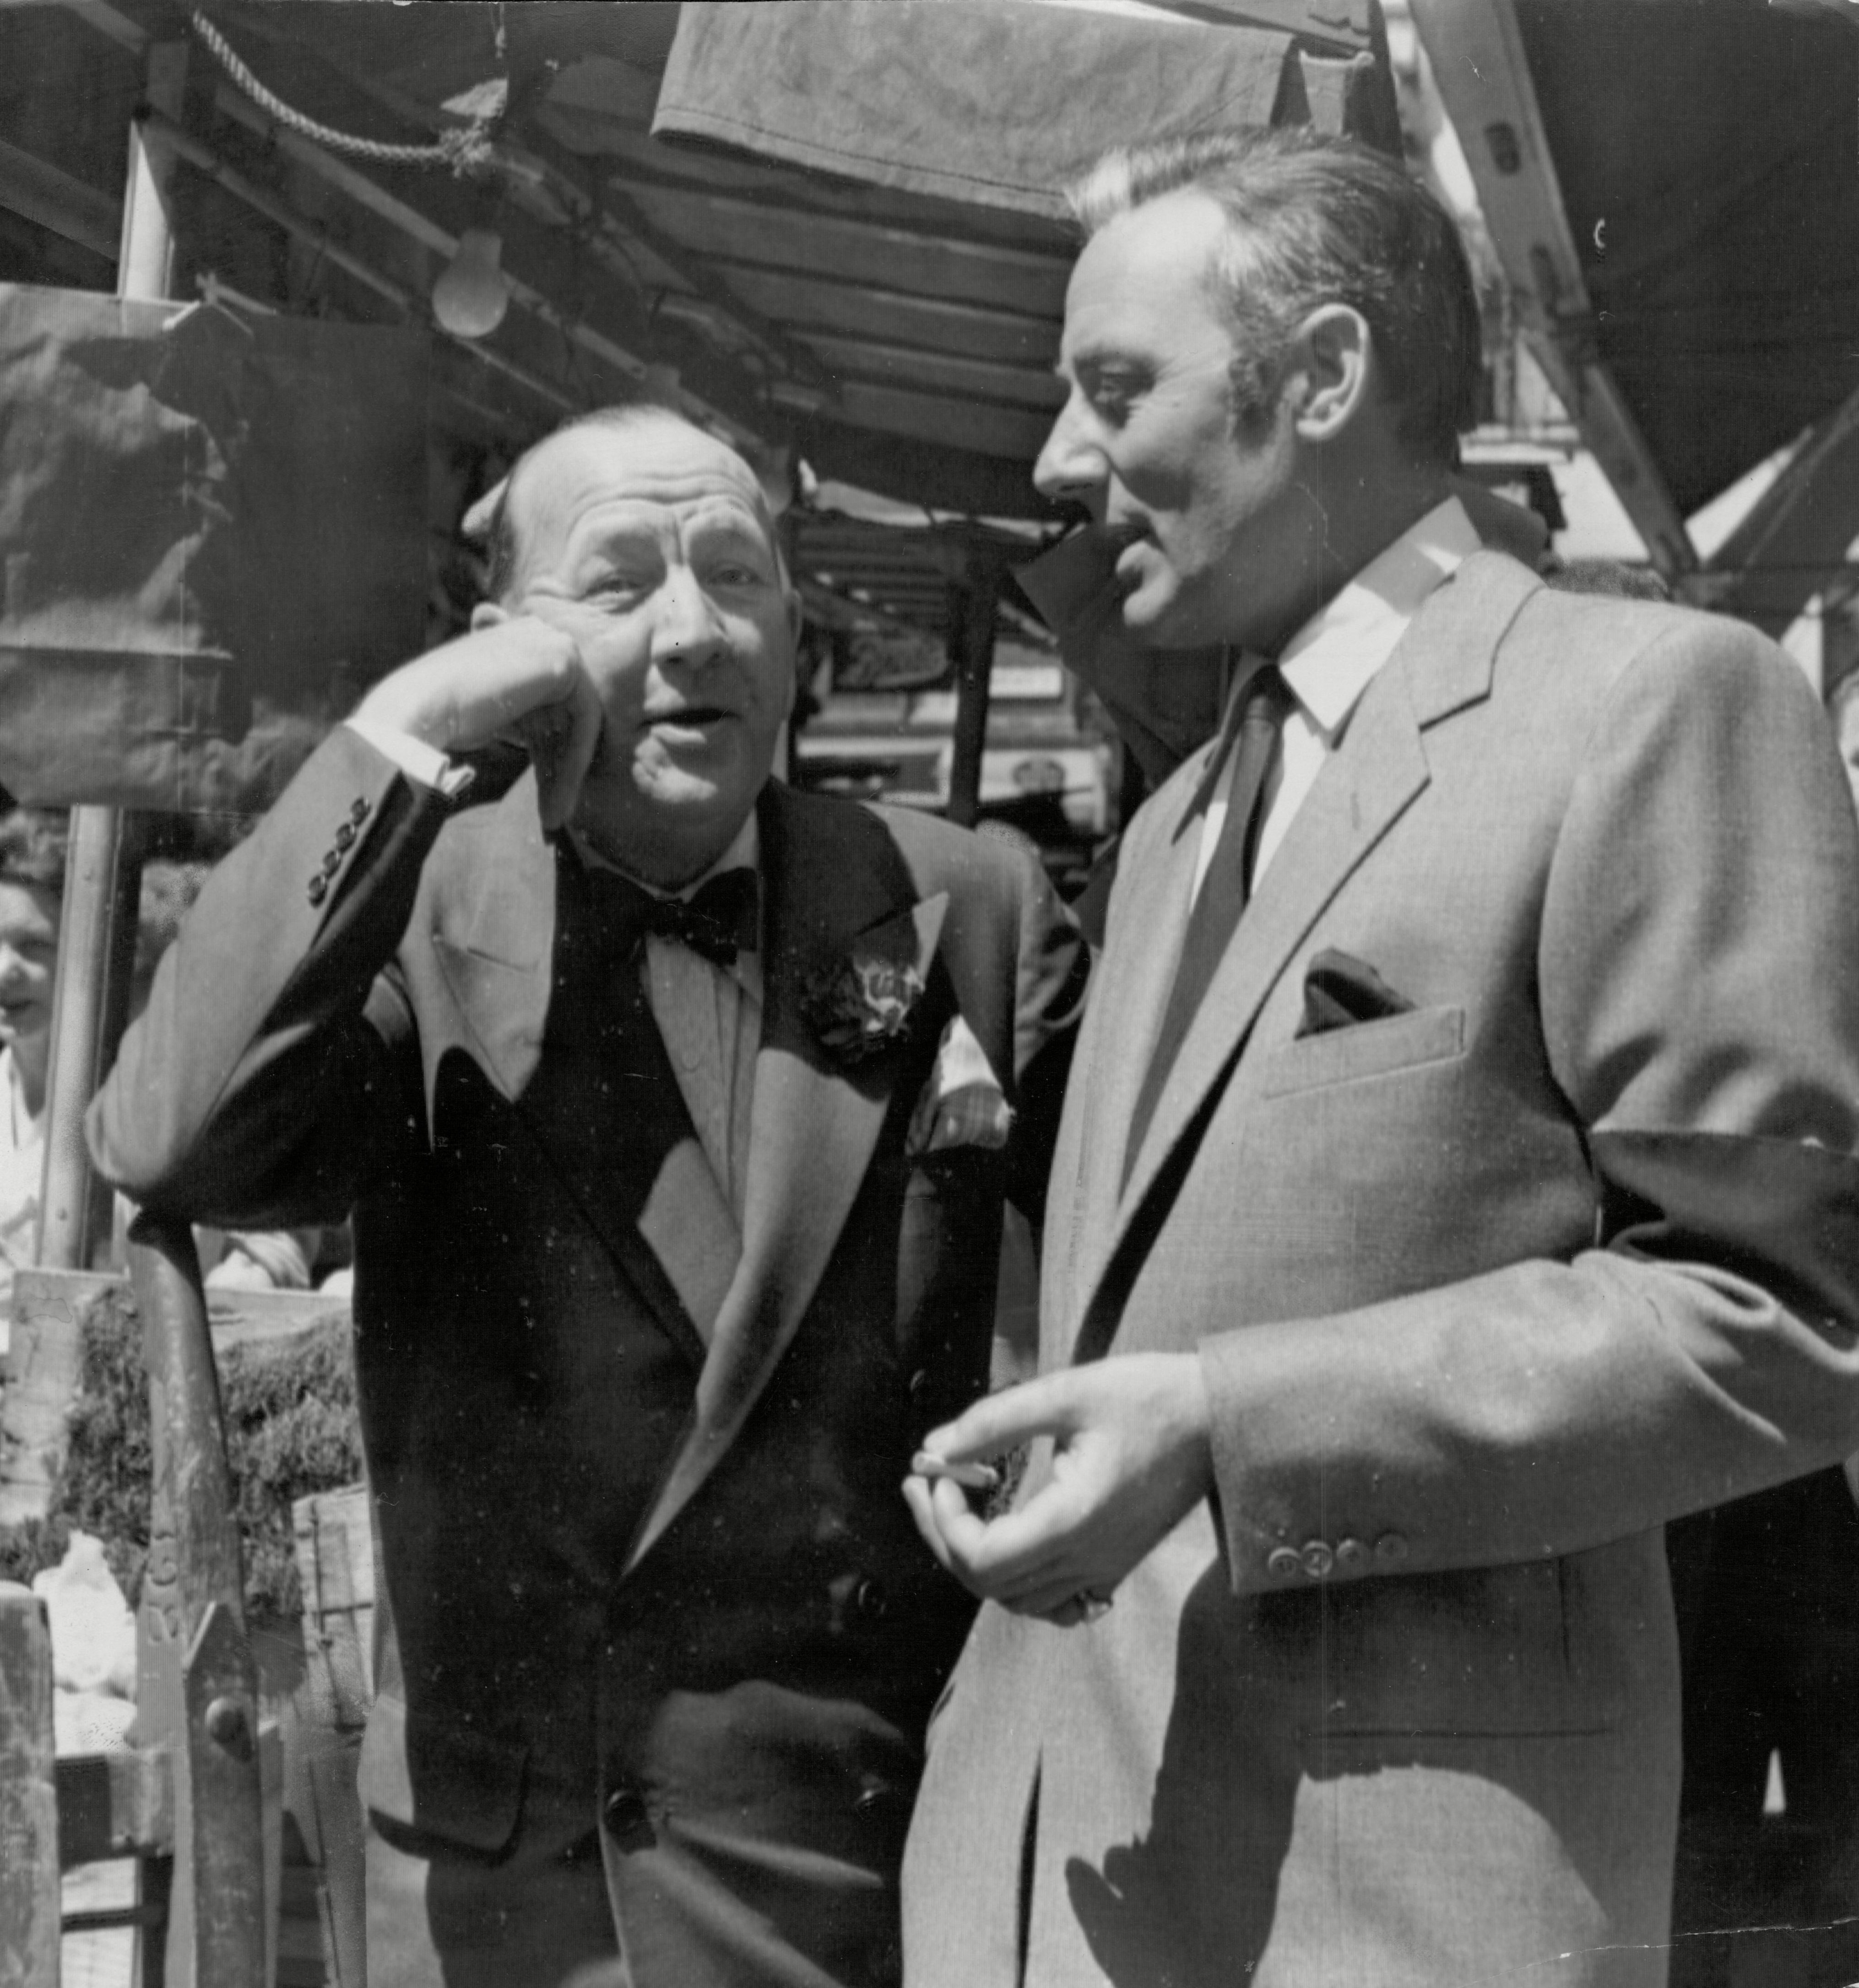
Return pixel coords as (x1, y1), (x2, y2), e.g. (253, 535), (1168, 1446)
(1298, 949), (1416, 1038)
(907, 1016), (1011, 1157)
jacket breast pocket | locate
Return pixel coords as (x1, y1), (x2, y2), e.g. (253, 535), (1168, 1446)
(1259, 1004), (1465, 1099)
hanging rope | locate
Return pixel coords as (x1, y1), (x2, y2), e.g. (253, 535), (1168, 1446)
(189, 10), (503, 174)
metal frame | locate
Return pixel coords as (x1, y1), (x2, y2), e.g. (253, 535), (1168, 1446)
(1410, 0), (1698, 581)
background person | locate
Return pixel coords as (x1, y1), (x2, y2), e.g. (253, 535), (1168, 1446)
(90, 405), (1085, 1988)
(902, 128), (1859, 1988)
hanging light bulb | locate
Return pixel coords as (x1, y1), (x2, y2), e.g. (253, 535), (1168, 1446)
(432, 228), (513, 339)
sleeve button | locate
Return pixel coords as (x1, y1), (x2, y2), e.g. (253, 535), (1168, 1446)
(1266, 1547), (1302, 1581)
(1335, 1537), (1369, 1573)
(1299, 1540), (1335, 1580)
(307, 875), (329, 905)
(350, 797), (371, 824)
(335, 820), (358, 851)
(1373, 1532), (1410, 1565)
(602, 1784), (654, 1852)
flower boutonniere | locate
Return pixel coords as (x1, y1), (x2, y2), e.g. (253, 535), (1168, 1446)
(802, 949), (926, 1065)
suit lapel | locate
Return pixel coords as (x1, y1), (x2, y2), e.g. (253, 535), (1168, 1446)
(624, 784), (945, 1573)
(428, 778), (738, 1367)
(1096, 552), (1542, 1308)
(1055, 766), (1206, 1317)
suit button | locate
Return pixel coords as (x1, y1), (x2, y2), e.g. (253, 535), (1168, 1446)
(602, 1784), (654, 1852)
(1335, 1537), (1369, 1573)
(1373, 1532), (1410, 1565)
(1266, 1547), (1302, 1581)
(307, 874), (329, 906)
(1300, 1540), (1334, 1580)
(853, 1576), (889, 1624)
(350, 797), (371, 824)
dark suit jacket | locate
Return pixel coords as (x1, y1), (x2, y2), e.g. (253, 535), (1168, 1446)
(904, 552), (1859, 1988)
(89, 727), (1085, 1986)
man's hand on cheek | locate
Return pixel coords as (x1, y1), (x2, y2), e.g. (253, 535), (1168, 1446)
(353, 617), (605, 830)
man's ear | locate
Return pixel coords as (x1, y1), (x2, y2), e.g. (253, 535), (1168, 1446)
(1286, 304), (1373, 444)
(470, 601), (510, 633)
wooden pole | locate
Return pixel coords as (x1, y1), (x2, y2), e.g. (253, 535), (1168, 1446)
(0, 1585), (61, 1988)
(119, 50), (261, 1988)
(945, 545), (999, 829)
(31, 43), (187, 1270)
(131, 1212), (266, 1988)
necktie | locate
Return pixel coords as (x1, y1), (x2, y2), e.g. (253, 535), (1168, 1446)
(1123, 663), (1292, 1185)
(588, 866), (760, 967)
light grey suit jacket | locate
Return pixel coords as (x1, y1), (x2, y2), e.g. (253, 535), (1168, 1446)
(903, 551), (1859, 1988)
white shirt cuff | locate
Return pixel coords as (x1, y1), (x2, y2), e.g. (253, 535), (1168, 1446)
(345, 717), (476, 799)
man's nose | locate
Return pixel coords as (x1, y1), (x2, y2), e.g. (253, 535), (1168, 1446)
(651, 568), (727, 666)
(1032, 397), (1106, 509)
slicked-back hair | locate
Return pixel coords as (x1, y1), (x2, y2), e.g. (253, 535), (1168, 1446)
(480, 404), (788, 604)
(1068, 128), (1483, 468)
(0, 808), (68, 897)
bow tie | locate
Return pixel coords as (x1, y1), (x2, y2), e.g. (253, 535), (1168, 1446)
(590, 865), (760, 967)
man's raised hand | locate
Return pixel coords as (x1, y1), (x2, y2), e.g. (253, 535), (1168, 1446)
(352, 616), (604, 831)
(903, 1353), (1216, 1623)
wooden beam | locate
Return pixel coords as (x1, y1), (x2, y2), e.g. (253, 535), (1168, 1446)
(826, 379), (1057, 462)
(1690, 392), (1859, 635)
(718, 263), (1055, 367)
(614, 181), (1072, 317)
(0, 132), (117, 258)
(1411, 0), (1696, 578)
(0, 0), (146, 55)
(801, 332), (1064, 413)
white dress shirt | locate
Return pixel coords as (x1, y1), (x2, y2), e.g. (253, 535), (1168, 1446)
(1192, 496), (1480, 904)
(580, 815), (763, 1228)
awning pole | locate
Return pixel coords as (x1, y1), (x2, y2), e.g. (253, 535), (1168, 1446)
(946, 545), (998, 828)
(33, 60), (184, 1270)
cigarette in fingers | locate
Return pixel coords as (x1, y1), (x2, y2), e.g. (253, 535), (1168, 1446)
(911, 1450), (1000, 1491)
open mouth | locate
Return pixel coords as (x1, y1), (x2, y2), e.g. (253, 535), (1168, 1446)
(649, 706), (733, 742)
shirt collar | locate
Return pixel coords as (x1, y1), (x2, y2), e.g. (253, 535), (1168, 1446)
(1269, 495), (1480, 738)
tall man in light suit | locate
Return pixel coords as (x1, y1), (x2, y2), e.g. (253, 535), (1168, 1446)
(89, 407), (1085, 1988)
(902, 130), (1859, 1986)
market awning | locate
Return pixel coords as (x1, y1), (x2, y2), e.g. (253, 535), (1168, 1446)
(1414, 0), (1859, 630)
(0, 0), (1395, 521)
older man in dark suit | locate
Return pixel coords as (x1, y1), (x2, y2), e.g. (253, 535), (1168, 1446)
(90, 406), (1085, 1988)
(903, 129), (1859, 1987)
